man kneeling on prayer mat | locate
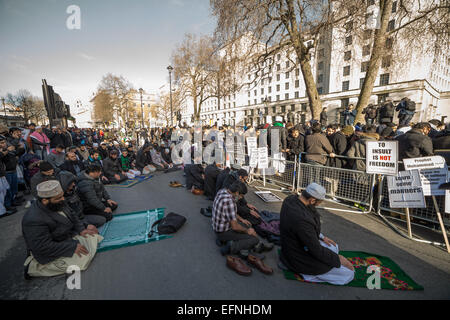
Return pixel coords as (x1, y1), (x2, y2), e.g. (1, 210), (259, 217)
(279, 183), (355, 285)
(22, 180), (103, 279)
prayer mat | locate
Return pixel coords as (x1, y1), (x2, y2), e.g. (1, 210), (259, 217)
(106, 175), (153, 188)
(281, 250), (424, 291)
(97, 208), (172, 252)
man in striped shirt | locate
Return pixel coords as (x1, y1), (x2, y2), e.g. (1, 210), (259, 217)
(212, 181), (260, 255)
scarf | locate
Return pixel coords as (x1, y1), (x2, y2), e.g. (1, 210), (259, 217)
(30, 131), (50, 153)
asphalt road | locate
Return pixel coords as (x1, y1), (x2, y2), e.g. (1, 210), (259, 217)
(1, 170), (449, 300)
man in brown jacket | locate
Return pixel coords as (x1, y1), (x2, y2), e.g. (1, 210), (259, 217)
(305, 122), (335, 165)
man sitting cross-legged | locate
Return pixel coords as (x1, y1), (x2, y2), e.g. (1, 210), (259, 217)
(102, 150), (128, 184)
(77, 165), (118, 222)
(279, 183), (355, 285)
(22, 180), (103, 279)
(212, 181), (273, 276)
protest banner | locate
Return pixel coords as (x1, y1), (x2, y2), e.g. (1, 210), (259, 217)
(247, 137), (257, 157)
(403, 156), (447, 196)
(387, 170), (425, 208)
(366, 141), (398, 176)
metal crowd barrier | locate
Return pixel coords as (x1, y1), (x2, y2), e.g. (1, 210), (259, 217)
(377, 176), (450, 228)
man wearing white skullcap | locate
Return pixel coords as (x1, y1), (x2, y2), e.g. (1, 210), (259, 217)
(279, 183), (355, 285)
(22, 180), (103, 279)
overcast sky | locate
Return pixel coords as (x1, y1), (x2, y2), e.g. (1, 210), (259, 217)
(0, 0), (215, 110)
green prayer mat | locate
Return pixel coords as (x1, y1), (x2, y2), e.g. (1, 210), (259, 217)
(106, 175), (153, 188)
(97, 208), (172, 252)
(281, 251), (424, 291)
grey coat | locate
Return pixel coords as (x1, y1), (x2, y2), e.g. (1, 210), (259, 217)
(22, 200), (84, 265)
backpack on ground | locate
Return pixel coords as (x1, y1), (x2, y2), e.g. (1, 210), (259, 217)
(149, 212), (186, 237)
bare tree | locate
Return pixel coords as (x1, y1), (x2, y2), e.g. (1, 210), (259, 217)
(211, 0), (357, 120)
(5, 90), (47, 123)
(157, 89), (184, 126)
(97, 73), (135, 128)
(172, 33), (229, 121)
(353, 0), (450, 123)
(92, 89), (114, 124)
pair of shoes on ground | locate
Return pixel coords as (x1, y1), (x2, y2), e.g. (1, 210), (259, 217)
(191, 188), (204, 195)
(169, 181), (183, 188)
(200, 207), (213, 218)
(226, 254), (273, 276)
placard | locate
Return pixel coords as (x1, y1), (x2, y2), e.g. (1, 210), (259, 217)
(403, 156), (447, 196)
(273, 153), (286, 174)
(446, 190), (450, 214)
(258, 147), (269, 169)
(249, 149), (258, 168)
(387, 170), (426, 208)
(366, 141), (398, 176)
(247, 137), (257, 157)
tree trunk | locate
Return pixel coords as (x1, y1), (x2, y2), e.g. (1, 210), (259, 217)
(354, 0), (393, 124)
(298, 56), (322, 121)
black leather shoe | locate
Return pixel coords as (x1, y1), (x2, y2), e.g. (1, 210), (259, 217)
(24, 264), (32, 280)
(200, 208), (212, 217)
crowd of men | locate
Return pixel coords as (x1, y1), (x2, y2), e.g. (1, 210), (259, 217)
(4, 98), (450, 282)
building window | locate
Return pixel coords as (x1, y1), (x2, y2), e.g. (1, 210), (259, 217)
(285, 83), (289, 90)
(254, 90), (257, 96)
(277, 84), (280, 91)
(286, 61), (290, 68)
(248, 100), (251, 106)
(277, 64), (281, 71)
(318, 87), (323, 95)
(318, 61), (324, 70)
(254, 99), (257, 105)
(341, 98), (349, 108)
(382, 55), (391, 68)
(248, 91), (251, 97)
(281, 106), (286, 113)
(318, 74), (323, 83)
(248, 74), (251, 81)
(268, 86), (272, 93)
(363, 29), (372, 40)
(301, 103), (307, 112)
(343, 66), (350, 76)
(360, 78), (365, 89)
(277, 54), (281, 61)
(285, 93), (289, 100)
(261, 88), (264, 95)
(269, 77), (272, 84)
(345, 36), (352, 45)
(272, 106), (277, 113)
(286, 72), (290, 79)
(295, 69), (300, 77)
(342, 81), (350, 91)
(277, 74), (281, 81)
(392, 1), (397, 13)
(385, 37), (393, 49)
(295, 92), (299, 98)
(319, 48), (325, 58)
(363, 45), (371, 56)
(345, 21), (353, 33)
(344, 51), (352, 61)
(380, 73), (390, 86)
(361, 61), (369, 73)
(388, 19), (395, 32)
(276, 95), (280, 101)
(295, 79), (300, 88)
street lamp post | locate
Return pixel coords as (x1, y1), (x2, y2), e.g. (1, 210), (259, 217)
(139, 88), (144, 129)
(167, 65), (174, 127)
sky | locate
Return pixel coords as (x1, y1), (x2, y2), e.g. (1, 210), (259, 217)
(0, 0), (215, 115)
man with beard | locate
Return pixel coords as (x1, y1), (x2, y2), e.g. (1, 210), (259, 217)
(60, 151), (86, 177)
(279, 183), (355, 285)
(30, 161), (58, 199)
(22, 180), (102, 278)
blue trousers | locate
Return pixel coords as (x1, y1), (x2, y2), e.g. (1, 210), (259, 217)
(5, 171), (18, 208)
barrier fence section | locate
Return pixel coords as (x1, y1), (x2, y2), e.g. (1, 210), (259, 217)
(378, 176), (450, 229)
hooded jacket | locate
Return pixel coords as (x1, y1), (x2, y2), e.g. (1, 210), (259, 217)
(396, 128), (434, 160)
(59, 171), (84, 220)
(48, 150), (66, 168)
